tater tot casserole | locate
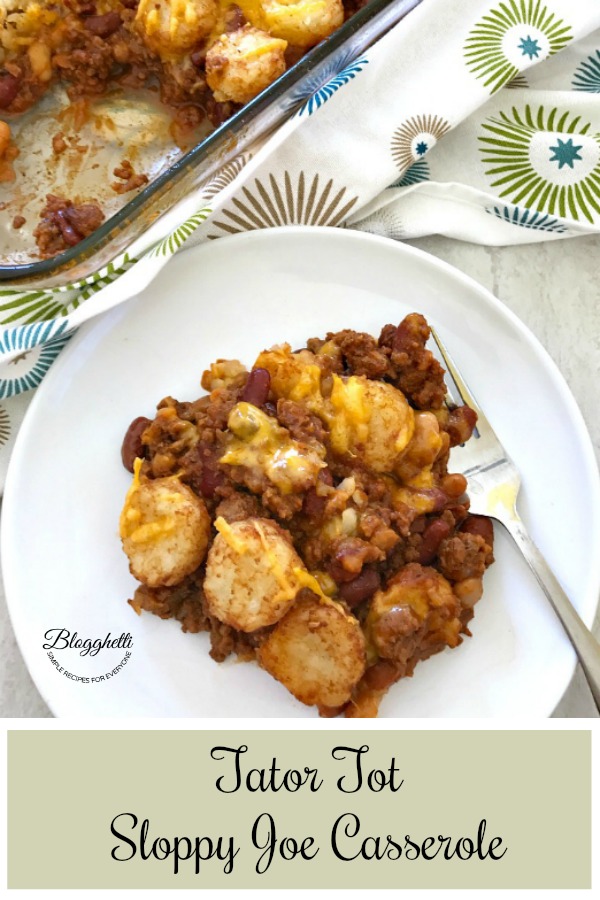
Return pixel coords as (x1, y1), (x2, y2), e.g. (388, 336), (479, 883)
(119, 314), (495, 718)
(0, 0), (364, 257)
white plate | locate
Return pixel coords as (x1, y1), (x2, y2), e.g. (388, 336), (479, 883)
(3, 227), (600, 718)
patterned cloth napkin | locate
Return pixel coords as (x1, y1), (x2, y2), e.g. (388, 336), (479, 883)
(1, 0), (600, 481)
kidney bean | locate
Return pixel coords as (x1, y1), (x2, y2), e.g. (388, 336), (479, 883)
(418, 517), (452, 565)
(84, 11), (122, 38)
(319, 467), (334, 487)
(54, 209), (81, 246)
(198, 459), (224, 499)
(391, 317), (416, 354)
(225, 5), (246, 32)
(0, 72), (20, 110)
(121, 416), (151, 472)
(459, 514), (494, 546)
(241, 367), (271, 408)
(190, 50), (206, 68)
(415, 487), (448, 513)
(338, 568), (381, 608)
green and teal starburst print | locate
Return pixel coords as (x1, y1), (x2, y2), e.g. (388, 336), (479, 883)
(389, 160), (430, 188)
(486, 204), (568, 232)
(149, 208), (212, 258)
(296, 56), (368, 118)
(0, 329), (72, 398)
(573, 51), (600, 93)
(0, 406), (10, 447)
(464, 1), (572, 94)
(391, 115), (451, 175)
(208, 171), (358, 237)
(479, 106), (600, 223)
(506, 72), (529, 89)
(0, 288), (71, 326)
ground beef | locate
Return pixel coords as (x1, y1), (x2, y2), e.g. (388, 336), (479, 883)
(437, 532), (491, 582)
(276, 399), (327, 445)
(129, 571), (209, 633)
(215, 492), (262, 523)
(33, 194), (105, 257)
(226, 464), (304, 520)
(129, 569), (269, 659)
(379, 313), (447, 409)
(209, 617), (269, 664)
(112, 158), (149, 194)
(327, 329), (390, 379)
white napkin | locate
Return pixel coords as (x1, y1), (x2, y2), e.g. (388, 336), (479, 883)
(1, 0), (600, 457)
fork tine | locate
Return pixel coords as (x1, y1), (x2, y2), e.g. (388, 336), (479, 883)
(430, 326), (482, 416)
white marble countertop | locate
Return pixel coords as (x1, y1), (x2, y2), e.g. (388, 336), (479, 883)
(1, 233), (599, 718)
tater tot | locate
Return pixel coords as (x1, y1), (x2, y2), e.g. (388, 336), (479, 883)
(136, 0), (218, 60)
(258, 594), (366, 708)
(120, 461), (211, 588)
(253, 344), (324, 409)
(204, 517), (305, 632)
(395, 411), (444, 482)
(261, 0), (344, 49)
(205, 25), (287, 105)
(328, 376), (415, 473)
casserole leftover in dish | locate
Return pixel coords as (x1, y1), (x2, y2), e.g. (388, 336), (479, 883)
(0, 0), (371, 260)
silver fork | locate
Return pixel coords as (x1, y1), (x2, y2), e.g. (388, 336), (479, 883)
(430, 327), (600, 714)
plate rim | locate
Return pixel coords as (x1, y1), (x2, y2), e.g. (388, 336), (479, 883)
(3, 225), (600, 718)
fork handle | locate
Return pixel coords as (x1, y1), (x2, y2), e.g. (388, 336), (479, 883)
(501, 515), (600, 714)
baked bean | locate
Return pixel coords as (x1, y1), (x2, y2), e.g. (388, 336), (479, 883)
(418, 517), (452, 565)
(84, 11), (122, 38)
(338, 568), (381, 608)
(28, 42), (52, 82)
(241, 367), (271, 407)
(459, 514), (494, 547)
(453, 577), (484, 608)
(0, 72), (20, 110)
(121, 416), (151, 472)
(441, 472), (468, 498)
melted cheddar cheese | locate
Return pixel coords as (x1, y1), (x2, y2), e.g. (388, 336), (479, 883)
(219, 401), (325, 493)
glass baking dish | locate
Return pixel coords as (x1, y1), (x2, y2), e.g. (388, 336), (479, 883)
(0, 0), (423, 288)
